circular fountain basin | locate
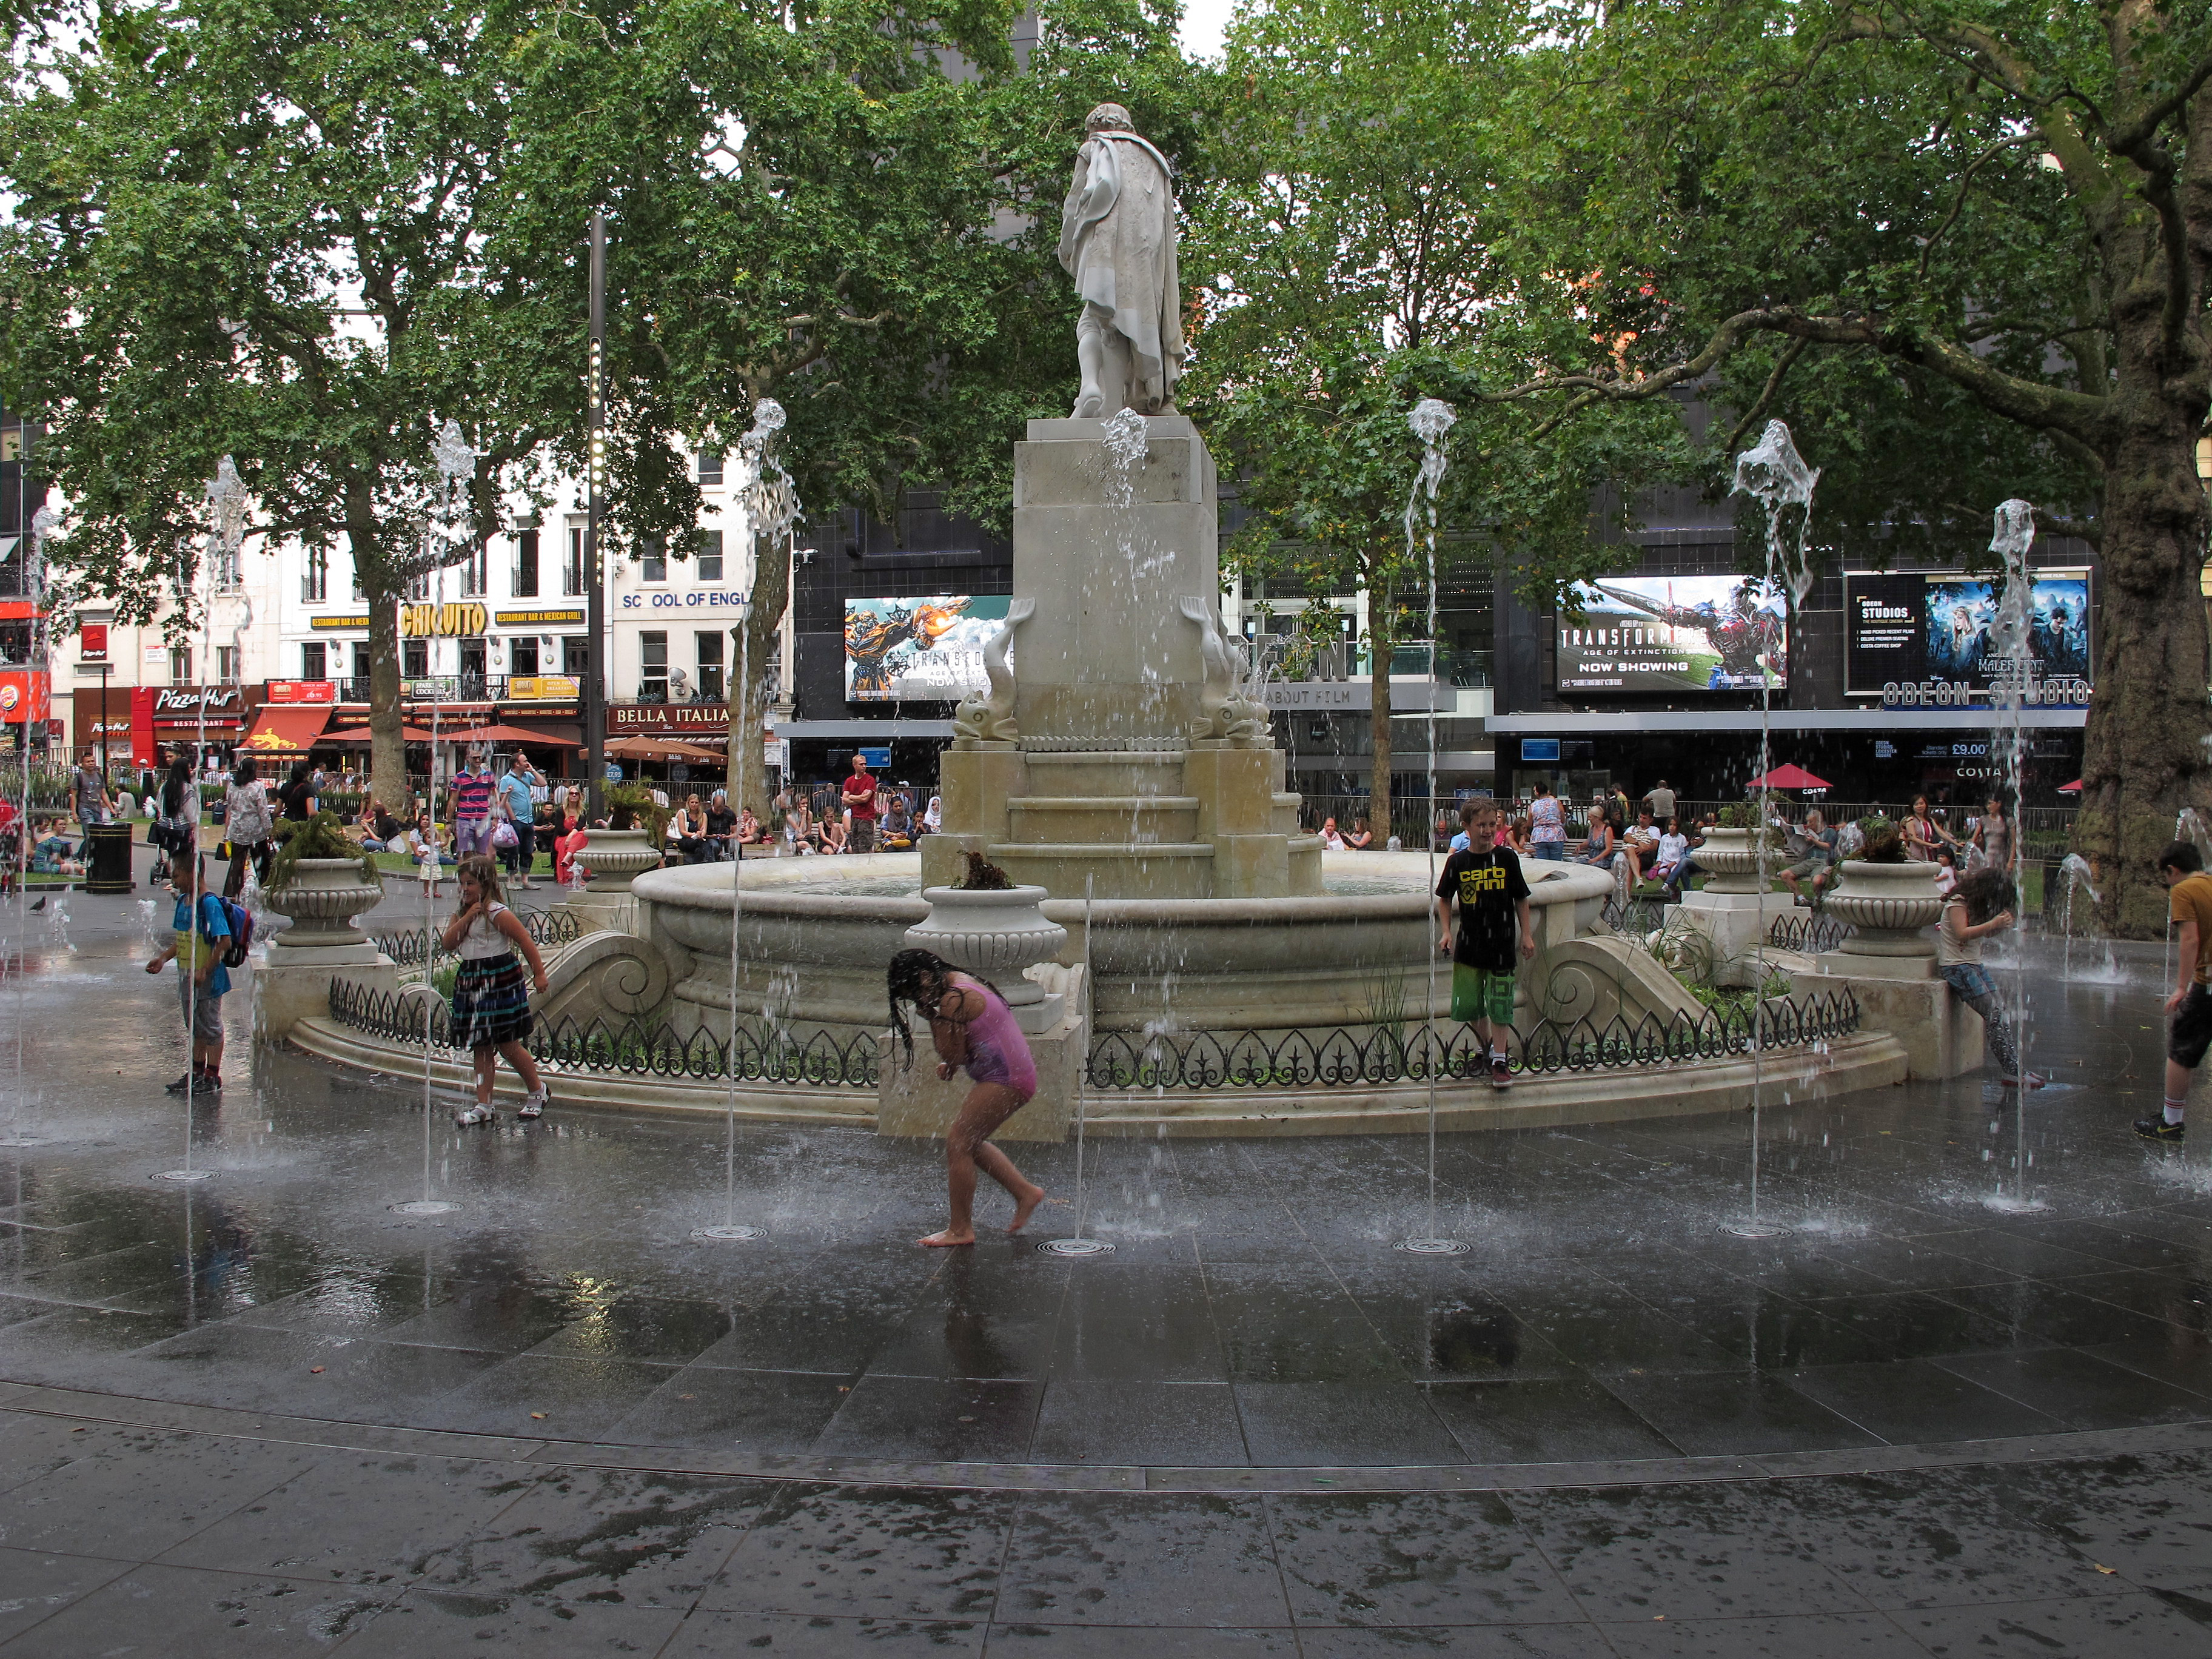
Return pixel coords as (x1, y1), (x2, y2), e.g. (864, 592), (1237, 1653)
(632, 851), (1617, 1037)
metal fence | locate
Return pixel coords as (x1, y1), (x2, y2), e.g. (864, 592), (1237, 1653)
(328, 976), (1860, 1098)
(1768, 909), (1855, 953)
(1083, 990), (1860, 1091)
(369, 905), (581, 970)
(326, 979), (882, 1087)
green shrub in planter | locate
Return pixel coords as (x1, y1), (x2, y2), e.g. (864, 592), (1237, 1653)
(270, 811), (380, 888)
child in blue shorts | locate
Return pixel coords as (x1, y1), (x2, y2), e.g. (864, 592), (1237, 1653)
(1435, 799), (1534, 1088)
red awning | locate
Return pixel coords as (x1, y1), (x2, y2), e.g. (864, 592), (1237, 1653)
(238, 704), (332, 756)
(1746, 763), (1833, 791)
(428, 722), (581, 748)
(2057, 779), (2082, 794)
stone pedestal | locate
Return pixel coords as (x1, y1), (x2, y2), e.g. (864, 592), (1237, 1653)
(938, 415), (1318, 900)
(258, 944), (398, 1042)
(1675, 889), (1796, 986)
(1791, 952), (1984, 1079)
(876, 967), (1090, 1143)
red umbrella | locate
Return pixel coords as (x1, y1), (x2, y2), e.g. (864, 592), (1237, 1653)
(1746, 763), (1833, 791)
(2057, 779), (2082, 793)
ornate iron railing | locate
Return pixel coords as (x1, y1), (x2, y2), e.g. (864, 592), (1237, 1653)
(370, 905), (582, 968)
(1768, 909), (1854, 953)
(326, 974), (1858, 1098)
(325, 979), (880, 1087)
(1600, 890), (1669, 937)
(1083, 990), (1861, 1091)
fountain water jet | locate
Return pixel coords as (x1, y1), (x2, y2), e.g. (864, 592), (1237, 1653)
(1398, 397), (1469, 1258)
(1719, 420), (1818, 1238)
(1983, 499), (2046, 1213)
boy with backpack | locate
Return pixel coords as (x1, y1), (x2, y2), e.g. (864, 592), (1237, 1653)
(145, 854), (249, 1096)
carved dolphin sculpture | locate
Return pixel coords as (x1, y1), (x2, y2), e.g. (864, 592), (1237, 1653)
(953, 598), (1035, 743)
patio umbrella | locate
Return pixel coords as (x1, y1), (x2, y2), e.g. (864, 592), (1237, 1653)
(2057, 779), (2082, 794)
(606, 734), (726, 764)
(1746, 762), (1833, 792)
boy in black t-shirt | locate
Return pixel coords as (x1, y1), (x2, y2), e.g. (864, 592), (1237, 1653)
(1435, 799), (1535, 1088)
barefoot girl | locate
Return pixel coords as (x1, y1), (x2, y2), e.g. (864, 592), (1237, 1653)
(886, 947), (1047, 1247)
(441, 854), (551, 1127)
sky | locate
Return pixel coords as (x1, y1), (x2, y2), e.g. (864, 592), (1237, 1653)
(1178, 0), (1239, 59)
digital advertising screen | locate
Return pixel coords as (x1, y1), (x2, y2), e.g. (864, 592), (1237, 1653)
(1555, 576), (1787, 694)
(843, 594), (1010, 701)
(1845, 569), (2092, 708)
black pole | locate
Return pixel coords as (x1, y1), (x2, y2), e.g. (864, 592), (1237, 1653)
(584, 212), (607, 823)
(99, 662), (109, 777)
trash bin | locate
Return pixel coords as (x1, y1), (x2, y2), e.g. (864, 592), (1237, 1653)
(84, 820), (136, 896)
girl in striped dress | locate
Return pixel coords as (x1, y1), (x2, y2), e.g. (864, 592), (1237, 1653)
(440, 853), (551, 1126)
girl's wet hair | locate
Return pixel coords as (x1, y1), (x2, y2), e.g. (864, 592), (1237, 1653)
(885, 947), (999, 1067)
(456, 853), (501, 905)
(1953, 866), (2015, 925)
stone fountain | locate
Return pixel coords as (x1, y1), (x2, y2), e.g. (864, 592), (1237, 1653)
(298, 108), (1911, 1136)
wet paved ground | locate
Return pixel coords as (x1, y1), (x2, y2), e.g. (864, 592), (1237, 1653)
(4, 871), (2212, 1653)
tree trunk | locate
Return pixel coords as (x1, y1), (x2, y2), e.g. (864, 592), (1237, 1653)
(364, 580), (408, 814)
(2074, 414), (2212, 937)
(728, 528), (791, 820)
(1368, 571), (1395, 848)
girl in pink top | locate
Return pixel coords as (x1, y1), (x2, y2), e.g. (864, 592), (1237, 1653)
(888, 948), (1047, 1247)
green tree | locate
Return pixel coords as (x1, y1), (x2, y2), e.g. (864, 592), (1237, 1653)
(0, 0), (587, 808)
(2, 0), (1199, 819)
(1507, 1), (2211, 934)
(1187, 0), (1687, 843)
(498, 0), (1199, 816)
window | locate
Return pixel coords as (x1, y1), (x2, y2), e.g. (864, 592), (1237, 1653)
(512, 529), (538, 598)
(509, 636), (539, 677)
(169, 645), (192, 684)
(350, 558), (364, 600)
(352, 643), (372, 680)
(406, 571), (429, 600)
(697, 530), (723, 584)
(303, 548), (328, 603)
(639, 631), (668, 701)
(695, 631), (725, 700)
(561, 635), (590, 676)
(216, 645), (238, 681)
(301, 642), (326, 680)
(459, 638), (486, 691)
(697, 450), (724, 485)
(642, 537), (666, 583)
(565, 527), (585, 597)
(460, 540), (487, 597)
(402, 638), (428, 679)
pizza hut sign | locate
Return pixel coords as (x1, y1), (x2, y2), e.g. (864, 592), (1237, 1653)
(152, 686), (242, 716)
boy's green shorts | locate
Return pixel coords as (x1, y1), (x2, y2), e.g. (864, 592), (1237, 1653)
(1450, 963), (1516, 1025)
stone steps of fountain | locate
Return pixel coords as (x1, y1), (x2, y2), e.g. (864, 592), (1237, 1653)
(1021, 751), (1196, 796)
(990, 840), (1214, 899)
(1006, 794), (1202, 843)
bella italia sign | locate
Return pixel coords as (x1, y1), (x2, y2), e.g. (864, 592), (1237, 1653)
(400, 602), (489, 638)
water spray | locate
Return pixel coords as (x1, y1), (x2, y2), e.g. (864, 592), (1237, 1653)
(1398, 397), (1467, 1256)
(1040, 873), (1113, 1258)
(1721, 419), (1818, 1238)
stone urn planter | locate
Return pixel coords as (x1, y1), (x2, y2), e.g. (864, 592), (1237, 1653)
(1689, 826), (1775, 894)
(905, 886), (1070, 1032)
(574, 828), (662, 893)
(264, 857), (385, 948)
(1823, 857), (1943, 957)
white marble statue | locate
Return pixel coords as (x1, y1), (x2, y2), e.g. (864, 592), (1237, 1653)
(1057, 103), (1184, 419)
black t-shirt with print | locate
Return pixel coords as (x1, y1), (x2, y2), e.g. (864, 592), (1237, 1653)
(1435, 845), (1532, 972)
